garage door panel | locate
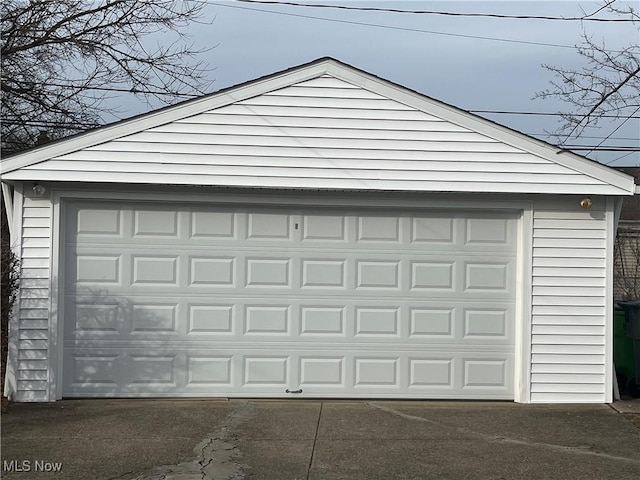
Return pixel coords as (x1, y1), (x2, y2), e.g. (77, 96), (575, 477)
(302, 214), (347, 242)
(189, 256), (235, 286)
(190, 211), (237, 239)
(67, 206), (518, 251)
(299, 356), (346, 387)
(462, 357), (512, 391)
(66, 253), (516, 298)
(132, 255), (179, 285)
(75, 208), (123, 237)
(68, 303), (122, 336)
(66, 294), (182, 338)
(188, 304), (235, 335)
(62, 348), (514, 398)
(63, 202), (517, 399)
(66, 293), (513, 343)
(187, 355), (234, 386)
(300, 306), (346, 335)
(411, 216), (455, 244)
(465, 217), (512, 245)
(65, 353), (121, 390)
(301, 259), (347, 288)
(245, 257), (292, 287)
(247, 212), (294, 240)
(72, 254), (122, 285)
(134, 210), (179, 237)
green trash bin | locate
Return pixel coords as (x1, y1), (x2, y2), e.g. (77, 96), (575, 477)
(615, 309), (636, 380)
(615, 305), (639, 396)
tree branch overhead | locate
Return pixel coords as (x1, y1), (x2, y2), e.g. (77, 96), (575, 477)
(1, 0), (214, 153)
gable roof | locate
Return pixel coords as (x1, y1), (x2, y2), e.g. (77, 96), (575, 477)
(1, 57), (634, 195)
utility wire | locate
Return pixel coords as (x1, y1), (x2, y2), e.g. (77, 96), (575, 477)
(8, 112), (640, 132)
(10, 119), (637, 152)
(585, 106), (640, 156)
(10, 81), (198, 97)
(529, 133), (638, 141)
(605, 151), (637, 165)
(8, 83), (640, 122)
(207, 1), (581, 49)
(562, 147), (639, 151)
(228, 0), (631, 22)
(470, 110), (640, 119)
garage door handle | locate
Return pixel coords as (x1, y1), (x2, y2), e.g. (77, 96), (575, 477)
(286, 388), (303, 394)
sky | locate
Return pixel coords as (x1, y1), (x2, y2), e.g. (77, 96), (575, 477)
(114, 0), (640, 166)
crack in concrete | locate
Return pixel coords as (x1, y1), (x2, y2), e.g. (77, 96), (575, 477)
(368, 402), (640, 465)
(107, 470), (135, 480)
(130, 401), (256, 480)
(305, 402), (323, 480)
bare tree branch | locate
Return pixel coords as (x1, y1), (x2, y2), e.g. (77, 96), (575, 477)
(1, 0), (214, 153)
(535, 2), (639, 142)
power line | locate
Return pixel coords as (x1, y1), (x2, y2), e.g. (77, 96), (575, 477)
(562, 147), (639, 151)
(9, 112), (640, 132)
(10, 83), (640, 121)
(228, 0), (632, 22)
(585, 106), (640, 156)
(7, 81), (197, 97)
(605, 151), (638, 165)
(10, 120), (637, 152)
(470, 110), (640, 119)
(528, 133), (638, 141)
(207, 1), (582, 49)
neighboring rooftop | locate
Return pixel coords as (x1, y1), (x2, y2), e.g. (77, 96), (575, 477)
(615, 167), (640, 220)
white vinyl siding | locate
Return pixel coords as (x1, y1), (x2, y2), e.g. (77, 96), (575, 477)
(4, 188), (617, 403)
(14, 194), (52, 402)
(530, 199), (608, 403)
(11, 76), (622, 195)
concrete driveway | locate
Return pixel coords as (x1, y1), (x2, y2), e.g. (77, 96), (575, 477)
(2, 399), (639, 480)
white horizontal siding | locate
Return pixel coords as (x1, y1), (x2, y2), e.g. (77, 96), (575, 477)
(5, 182), (618, 404)
(530, 205), (608, 403)
(528, 393), (606, 403)
(175, 113), (463, 130)
(531, 363), (605, 374)
(25, 162), (599, 185)
(13, 390), (48, 402)
(116, 133), (521, 152)
(16, 195), (51, 401)
(148, 123), (482, 140)
(33, 157), (572, 174)
(8, 75), (620, 194)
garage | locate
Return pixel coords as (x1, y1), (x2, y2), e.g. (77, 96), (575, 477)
(2, 58), (634, 403)
(62, 201), (517, 399)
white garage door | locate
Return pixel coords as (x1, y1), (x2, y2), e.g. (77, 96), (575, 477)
(62, 201), (517, 399)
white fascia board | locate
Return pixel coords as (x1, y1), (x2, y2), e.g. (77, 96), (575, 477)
(0, 62), (334, 174)
(322, 62), (636, 196)
(0, 169), (630, 195)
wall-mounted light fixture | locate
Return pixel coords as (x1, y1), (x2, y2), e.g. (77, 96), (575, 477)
(32, 184), (46, 197)
(580, 197), (593, 209)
